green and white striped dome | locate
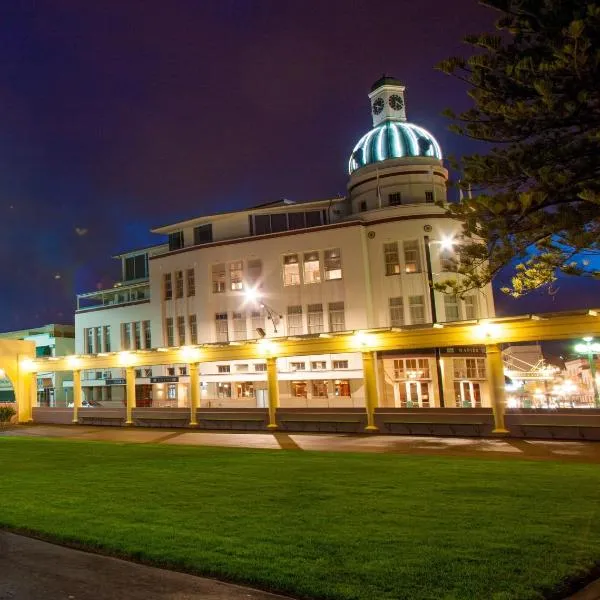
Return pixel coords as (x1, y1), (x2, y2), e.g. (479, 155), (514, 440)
(348, 121), (442, 174)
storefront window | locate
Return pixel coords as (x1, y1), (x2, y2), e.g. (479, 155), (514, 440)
(291, 381), (308, 398)
(217, 383), (232, 398)
(334, 379), (351, 397)
(312, 380), (328, 398)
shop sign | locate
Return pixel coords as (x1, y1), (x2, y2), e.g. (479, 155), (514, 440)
(440, 346), (486, 356)
(150, 376), (179, 383)
(106, 378), (126, 385)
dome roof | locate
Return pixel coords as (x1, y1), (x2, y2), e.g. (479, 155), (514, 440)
(349, 121), (442, 174)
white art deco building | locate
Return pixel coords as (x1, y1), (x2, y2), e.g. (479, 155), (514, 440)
(74, 76), (495, 410)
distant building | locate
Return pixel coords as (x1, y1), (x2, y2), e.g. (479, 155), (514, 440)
(0, 324), (74, 406)
(74, 76), (495, 410)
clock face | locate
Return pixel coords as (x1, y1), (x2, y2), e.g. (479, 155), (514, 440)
(372, 98), (384, 115)
(389, 94), (404, 111)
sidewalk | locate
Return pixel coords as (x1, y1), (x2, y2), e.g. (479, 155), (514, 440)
(0, 531), (291, 600)
(3, 424), (600, 462)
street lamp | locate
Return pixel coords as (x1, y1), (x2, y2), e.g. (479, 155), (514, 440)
(244, 288), (283, 334)
(574, 337), (600, 407)
(423, 235), (459, 408)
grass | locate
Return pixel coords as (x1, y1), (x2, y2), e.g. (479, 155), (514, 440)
(1, 437), (600, 600)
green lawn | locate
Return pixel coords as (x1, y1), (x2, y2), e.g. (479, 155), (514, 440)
(1, 437), (599, 600)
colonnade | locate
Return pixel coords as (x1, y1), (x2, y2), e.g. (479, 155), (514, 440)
(57, 343), (508, 433)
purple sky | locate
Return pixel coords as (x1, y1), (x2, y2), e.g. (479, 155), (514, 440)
(1, 0), (598, 331)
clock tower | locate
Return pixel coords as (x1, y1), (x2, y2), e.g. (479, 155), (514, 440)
(368, 75), (406, 127)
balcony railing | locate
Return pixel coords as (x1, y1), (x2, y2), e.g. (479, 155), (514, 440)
(77, 280), (150, 311)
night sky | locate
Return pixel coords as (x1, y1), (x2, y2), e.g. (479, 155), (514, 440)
(1, 0), (599, 332)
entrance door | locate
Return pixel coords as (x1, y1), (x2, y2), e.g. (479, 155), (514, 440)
(396, 381), (430, 407)
(256, 389), (268, 408)
(455, 381), (482, 407)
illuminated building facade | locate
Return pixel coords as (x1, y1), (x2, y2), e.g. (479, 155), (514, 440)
(74, 76), (495, 410)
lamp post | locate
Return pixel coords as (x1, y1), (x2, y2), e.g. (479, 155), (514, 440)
(244, 288), (283, 335)
(574, 337), (600, 407)
(423, 235), (456, 408)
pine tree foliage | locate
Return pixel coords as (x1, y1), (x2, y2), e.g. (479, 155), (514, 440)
(436, 0), (600, 297)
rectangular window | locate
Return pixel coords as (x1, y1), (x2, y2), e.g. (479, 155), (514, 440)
(144, 368), (152, 378)
(303, 251), (321, 284)
(254, 363), (267, 372)
(408, 295), (426, 324)
(254, 214), (271, 236)
(403, 240), (421, 273)
(177, 316), (185, 346)
(193, 223), (213, 245)
(167, 367), (176, 376)
(94, 327), (102, 353)
(307, 303), (324, 334)
(232, 312), (247, 341)
(288, 212), (306, 230)
(333, 360), (348, 369)
(250, 310), (264, 337)
(124, 254), (148, 281)
(168, 231), (184, 251)
(165, 318), (174, 347)
(384, 242), (401, 276)
(230, 261), (243, 291)
(135, 369), (142, 378)
(324, 248), (342, 280)
(236, 364), (249, 373)
(142, 321), (151, 349)
(425, 191), (434, 203)
(334, 379), (351, 397)
(328, 301), (346, 332)
(290, 361), (306, 371)
(271, 213), (287, 233)
(85, 328), (93, 354)
(311, 361), (327, 370)
(189, 315), (197, 344)
(444, 294), (460, 321)
(312, 380), (328, 398)
(164, 273), (173, 300)
(394, 358), (431, 380)
(453, 358), (486, 379)
(186, 268), (195, 296)
(133, 321), (142, 349)
(175, 270), (184, 298)
(389, 297), (405, 327)
(236, 382), (255, 398)
(217, 382), (232, 398)
(388, 192), (402, 206)
(247, 259), (262, 287)
(167, 383), (177, 400)
(217, 365), (231, 373)
(464, 296), (478, 320)
(103, 325), (111, 352)
(283, 254), (301, 286)
(179, 366), (187, 376)
(306, 211), (322, 227)
(360, 200), (367, 212)
(121, 323), (131, 350)
(291, 381), (308, 398)
(212, 263), (226, 293)
(215, 313), (229, 342)
(287, 305), (304, 335)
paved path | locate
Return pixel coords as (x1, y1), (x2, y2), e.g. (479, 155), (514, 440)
(3, 424), (600, 462)
(0, 531), (291, 600)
